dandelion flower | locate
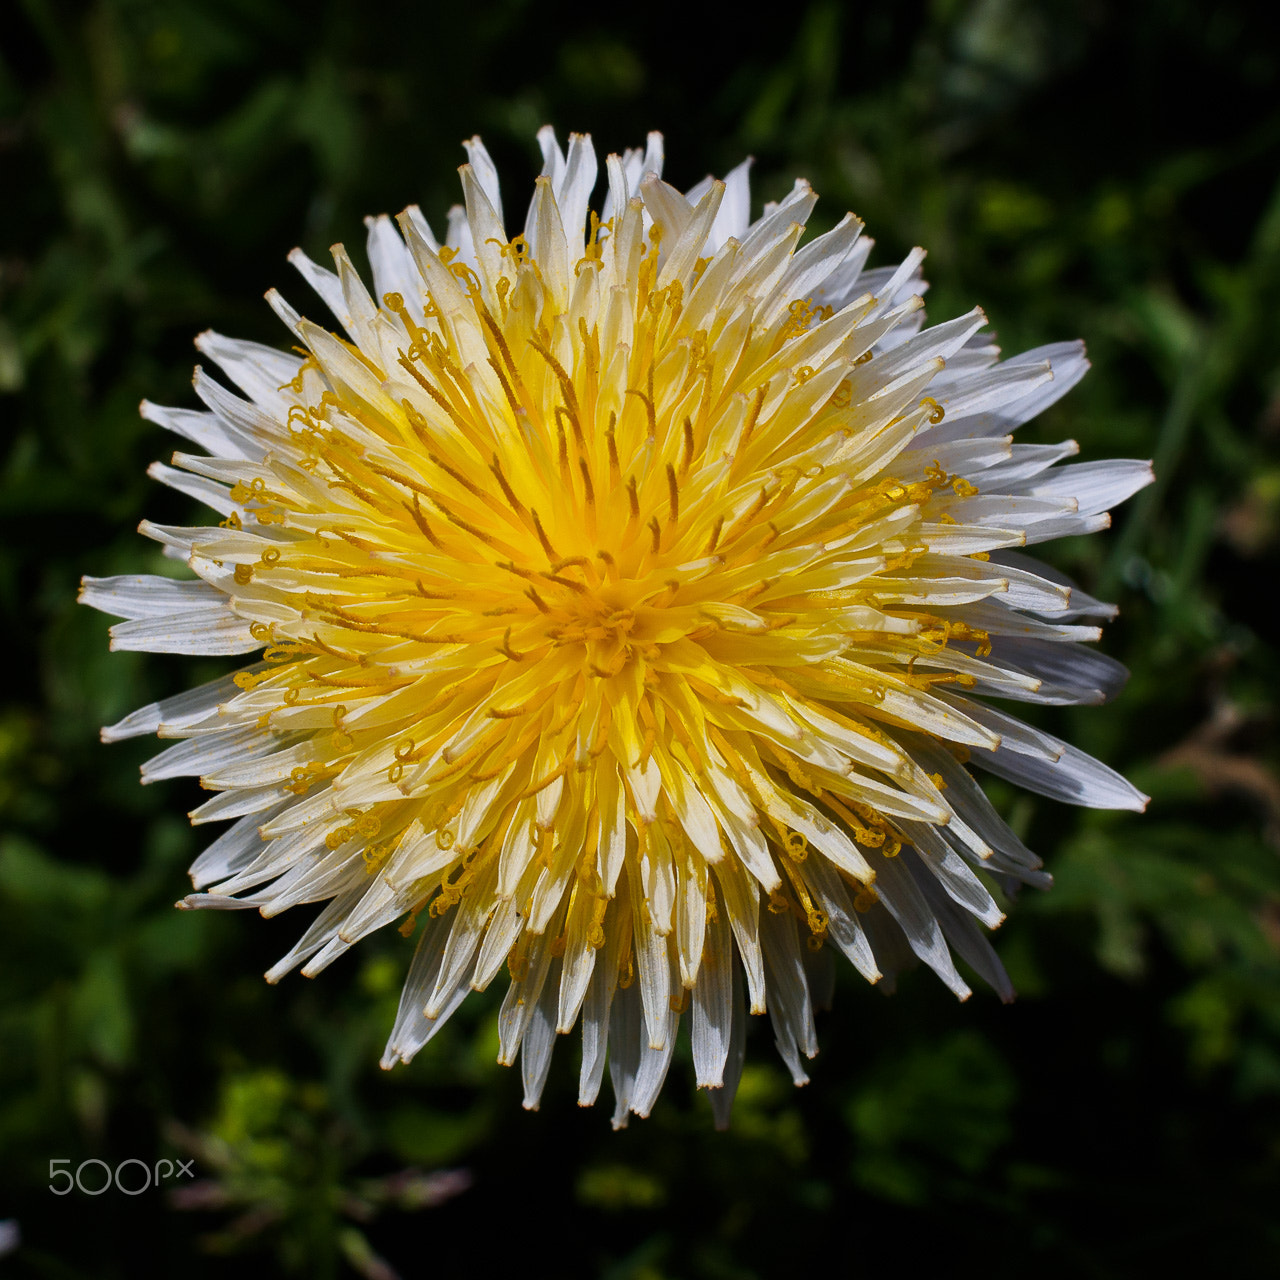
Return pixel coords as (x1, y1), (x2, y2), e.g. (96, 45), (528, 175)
(82, 129), (1151, 1127)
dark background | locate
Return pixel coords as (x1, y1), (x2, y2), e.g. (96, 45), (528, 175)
(3, 1), (1280, 1275)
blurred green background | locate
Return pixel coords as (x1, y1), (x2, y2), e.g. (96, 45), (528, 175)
(3, 0), (1280, 1274)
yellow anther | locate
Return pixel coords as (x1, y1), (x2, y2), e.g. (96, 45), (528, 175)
(263, 644), (306, 665)
(595, 549), (619, 582)
(604, 412), (621, 486)
(398, 903), (424, 938)
(530, 508), (561, 562)
(515, 758), (571, 801)
(363, 842), (392, 874)
(489, 696), (538, 720)
(624, 386), (657, 439)
(450, 262), (484, 298)
(583, 210), (607, 261)
(780, 297), (816, 342)
(920, 396), (945, 424)
(852, 888), (879, 913)
(497, 626), (526, 662)
(588, 896), (608, 949)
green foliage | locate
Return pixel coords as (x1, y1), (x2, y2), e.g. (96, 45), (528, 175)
(3, 0), (1279, 1275)
(845, 1031), (1017, 1204)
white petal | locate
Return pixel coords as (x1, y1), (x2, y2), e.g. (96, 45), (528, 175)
(555, 132), (599, 257)
(381, 915), (460, 1067)
(760, 907), (816, 1084)
(194, 330), (299, 413)
(189, 804), (283, 888)
(870, 852), (971, 1000)
(534, 124), (566, 189)
(629, 1009), (680, 1118)
(146, 461), (237, 518)
(101, 670), (246, 743)
(607, 982), (644, 1129)
(976, 734), (1149, 811)
(80, 574), (223, 620)
(287, 248), (351, 334)
(461, 135), (505, 224)
(1009, 459), (1154, 516)
(692, 905), (734, 1088)
(707, 156), (753, 252)
(140, 398), (246, 458)
(912, 868), (1015, 1003)
(364, 214), (421, 305)
(707, 960), (747, 1131)
(578, 894), (627, 1106)
(521, 960), (562, 1110)
(109, 608), (259, 656)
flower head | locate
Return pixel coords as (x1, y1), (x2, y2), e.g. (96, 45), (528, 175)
(82, 128), (1150, 1127)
